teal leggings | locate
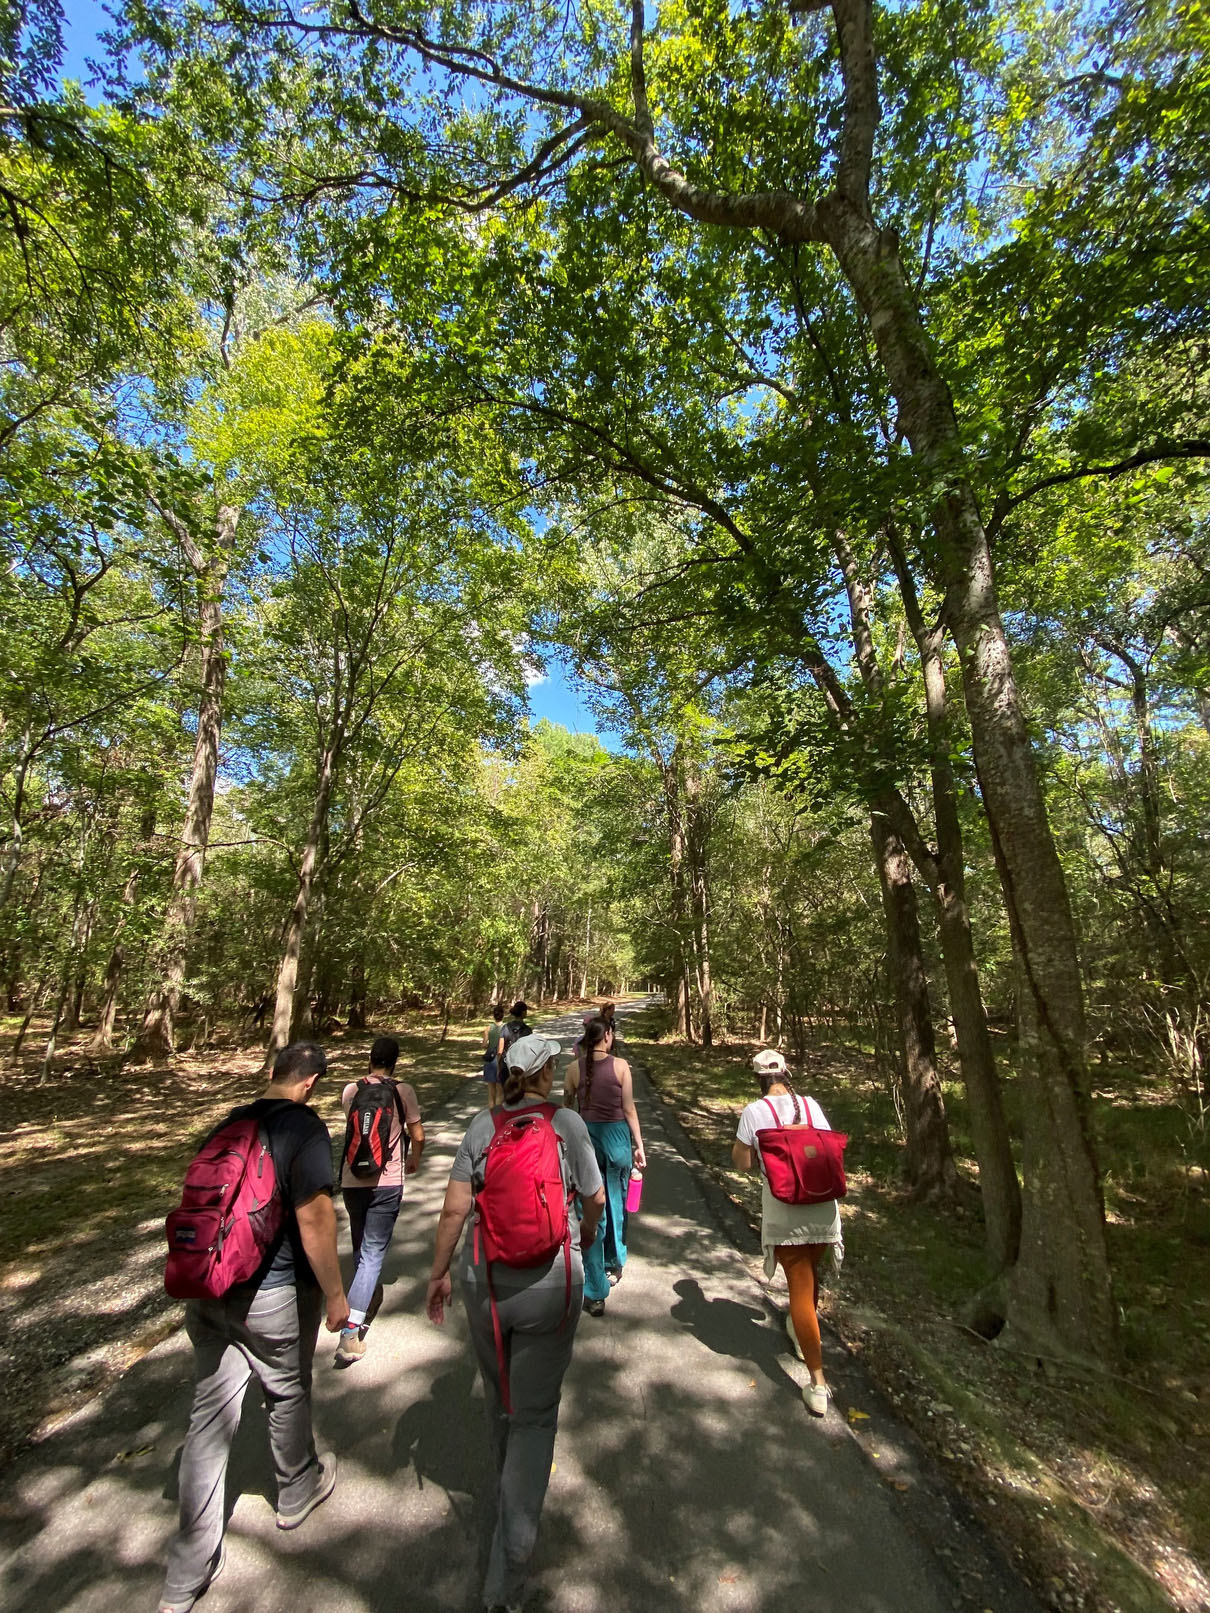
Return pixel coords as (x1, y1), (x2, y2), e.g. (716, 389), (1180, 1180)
(583, 1120), (633, 1302)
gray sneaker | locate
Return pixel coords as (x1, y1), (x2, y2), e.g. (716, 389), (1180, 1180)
(276, 1452), (337, 1529)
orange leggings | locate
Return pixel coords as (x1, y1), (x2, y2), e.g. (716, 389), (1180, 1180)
(776, 1244), (825, 1374)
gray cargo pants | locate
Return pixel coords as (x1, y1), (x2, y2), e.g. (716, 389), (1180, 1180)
(160, 1282), (323, 1604)
(461, 1268), (583, 1609)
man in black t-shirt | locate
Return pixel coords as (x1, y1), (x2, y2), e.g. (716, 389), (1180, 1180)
(158, 1043), (349, 1613)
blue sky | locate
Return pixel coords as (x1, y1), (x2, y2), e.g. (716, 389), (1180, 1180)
(61, 0), (110, 86)
(527, 659), (614, 746)
(57, 2), (615, 750)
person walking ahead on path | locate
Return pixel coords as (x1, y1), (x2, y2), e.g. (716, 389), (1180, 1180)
(563, 1016), (645, 1317)
(498, 999), (533, 1076)
(731, 1048), (844, 1417)
(335, 1035), (425, 1365)
(158, 1042), (347, 1613)
(426, 1033), (604, 1613)
(481, 1003), (506, 1107)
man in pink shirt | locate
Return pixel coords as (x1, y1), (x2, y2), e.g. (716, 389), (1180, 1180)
(334, 1036), (425, 1364)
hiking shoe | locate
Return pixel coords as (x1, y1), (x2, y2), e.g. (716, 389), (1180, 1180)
(607, 1267), (622, 1287)
(803, 1382), (829, 1417)
(583, 1297), (606, 1318)
(334, 1327), (366, 1364)
(784, 1310), (805, 1361)
(276, 1452), (337, 1529)
(157, 1541), (225, 1612)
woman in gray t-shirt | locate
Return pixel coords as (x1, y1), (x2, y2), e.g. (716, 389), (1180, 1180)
(426, 1032), (604, 1612)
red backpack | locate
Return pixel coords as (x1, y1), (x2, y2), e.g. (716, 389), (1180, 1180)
(755, 1095), (848, 1206)
(164, 1113), (283, 1300)
(474, 1102), (573, 1411)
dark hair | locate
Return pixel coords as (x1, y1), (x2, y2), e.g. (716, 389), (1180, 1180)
(492, 1003), (505, 1022)
(579, 1017), (610, 1112)
(369, 1035), (399, 1072)
(272, 1041), (327, 1085)
(502, 1051), (554, 1105)
(510, 1000), (528, 1018)
(756, 1064), (794, 1097)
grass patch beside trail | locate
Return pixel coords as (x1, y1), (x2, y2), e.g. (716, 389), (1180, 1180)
(0, 1006), (521, 1463)
(625, 1005), (1210, 1613)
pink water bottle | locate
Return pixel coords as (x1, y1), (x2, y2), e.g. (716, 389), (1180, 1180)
(625, 1169), (644, 1214)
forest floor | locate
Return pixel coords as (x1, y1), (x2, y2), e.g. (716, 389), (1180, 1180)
(0, 1004), (560, 1470)
(625, 1005), (1210, 1613)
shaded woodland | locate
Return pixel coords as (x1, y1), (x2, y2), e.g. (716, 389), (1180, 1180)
(0, 0), (1206, 1396)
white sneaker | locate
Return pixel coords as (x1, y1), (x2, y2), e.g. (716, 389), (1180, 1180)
(784, 1310), (805, 1361)
(803, 1381), (829, 1416)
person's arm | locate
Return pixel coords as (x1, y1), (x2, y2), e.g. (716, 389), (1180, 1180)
(578, 1186), (606, 1249)
(405, 1120), (425, 1174)
(426, 1177), (473, 1324)
(563, 1059), (581, 1109)
(618, 1063), (646, 1169)
(295, 1191), (349, 1332)
(732, 1105), (758, 1172)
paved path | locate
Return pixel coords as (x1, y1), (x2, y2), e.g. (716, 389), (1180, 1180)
(0, 1001), (1041, 1612)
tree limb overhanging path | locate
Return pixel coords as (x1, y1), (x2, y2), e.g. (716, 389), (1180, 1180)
(0, 1003), (1041, 1612)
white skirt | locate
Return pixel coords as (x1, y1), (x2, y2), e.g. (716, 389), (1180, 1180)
(759, 1180), (844, 1280)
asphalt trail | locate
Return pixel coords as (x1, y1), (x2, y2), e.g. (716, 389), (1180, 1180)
(0, 1000), (1042, 1612)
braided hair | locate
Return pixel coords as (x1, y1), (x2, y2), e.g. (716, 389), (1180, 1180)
(579, 1017), (610, 1113)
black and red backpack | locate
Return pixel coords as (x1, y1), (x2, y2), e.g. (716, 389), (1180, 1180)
(342, 1079), (408, 1180)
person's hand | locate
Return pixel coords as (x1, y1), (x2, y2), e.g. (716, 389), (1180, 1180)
(405, 1156), (420, 1175)
(426, 1273), (452, 1325)
(634, 1144), (647, 1171)
(324, 1291), (350, 1333)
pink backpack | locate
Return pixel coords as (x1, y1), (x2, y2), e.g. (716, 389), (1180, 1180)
(474, 1102), (573, 1410)
(164, 1114), (283, 1299)
(755, 1095), (848, 1206)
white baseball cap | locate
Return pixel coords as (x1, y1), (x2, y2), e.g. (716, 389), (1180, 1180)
(504, 1034), (563, 1077)
(752, 1048), (788, 1075)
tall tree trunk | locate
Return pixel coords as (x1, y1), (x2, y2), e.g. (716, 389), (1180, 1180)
(870, 814), (958, 1199)
(675, 967), (692, 1040)
(132, 504), (238, 1062)
(266, 742), (339, 1065)
(888, 533), (1022, 1274)
(684, 770), (714, 1049)
(660, 747), (698, 1043)
(0, 736), (33, 913)
(63, 899), (94, 1034)
(818, 98), (1113, 1353)
(833, 531), (956, 1199)
(348, 956), (367, 1030)
(93, 931), (126, 1051)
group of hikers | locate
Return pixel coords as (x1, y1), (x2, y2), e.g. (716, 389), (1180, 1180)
(157, 1001), (845, 1613)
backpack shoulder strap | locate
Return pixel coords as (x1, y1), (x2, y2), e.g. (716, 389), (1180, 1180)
(762, 1097), (784, 1129)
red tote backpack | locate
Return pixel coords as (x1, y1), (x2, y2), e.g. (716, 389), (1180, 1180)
(755, 1095), (848, 1206)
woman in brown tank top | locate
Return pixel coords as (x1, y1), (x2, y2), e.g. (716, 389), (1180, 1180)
(564, 1017), (646, 1316)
